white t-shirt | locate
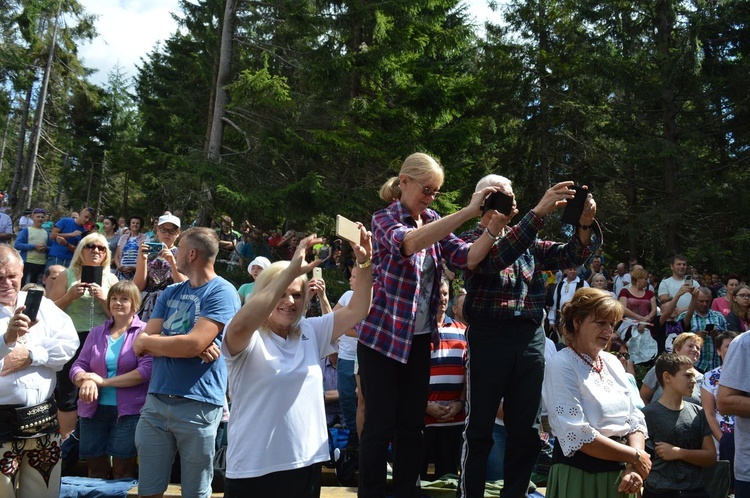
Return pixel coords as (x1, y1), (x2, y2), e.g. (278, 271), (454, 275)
(336, 290), (357, 361)
(613, 273), (632, 298)
(658, 276), (699, 310)
(222, 313), (336, 478)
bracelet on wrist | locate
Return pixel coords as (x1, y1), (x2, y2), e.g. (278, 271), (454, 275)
(578, 222), (593, 230)
(484, 227), (501, 241)
(356, 259), (372, 269)
(632, 448), (642, 464)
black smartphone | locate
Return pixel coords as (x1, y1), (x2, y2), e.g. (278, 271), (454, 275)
(705, 324), (715, 332)
(24, 289), (44, 322)
(81, 265), (103, 285)
(483, 191), (514, 215)
(560, 186), (589, 225)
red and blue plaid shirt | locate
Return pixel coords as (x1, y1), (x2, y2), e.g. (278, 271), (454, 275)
(357, 200), (471, 364)
(460, 210), (602, 324)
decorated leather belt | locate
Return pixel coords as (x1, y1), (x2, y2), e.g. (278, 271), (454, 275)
(0, 397), (59, 439)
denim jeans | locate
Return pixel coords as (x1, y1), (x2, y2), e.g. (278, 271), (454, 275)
(135, 394), (222, 498)
(337, 358), (358, 434)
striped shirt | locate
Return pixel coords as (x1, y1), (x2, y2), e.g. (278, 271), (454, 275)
(426, 318), (467, 427)
(357, 200), (470, 364)
(460, 211), (601, 324)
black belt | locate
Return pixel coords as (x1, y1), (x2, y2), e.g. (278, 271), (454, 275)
(0, 398), (59, 441)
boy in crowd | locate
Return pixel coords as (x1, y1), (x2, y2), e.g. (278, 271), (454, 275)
(642, 353), (716, 498)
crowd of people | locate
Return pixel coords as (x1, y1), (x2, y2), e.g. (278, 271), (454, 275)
(1, 156), (749, 498)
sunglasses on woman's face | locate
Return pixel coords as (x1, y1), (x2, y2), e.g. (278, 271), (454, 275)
(84, 244), (107, 253)
(409, 177), (442, 198)
(613, 351), (630, 360)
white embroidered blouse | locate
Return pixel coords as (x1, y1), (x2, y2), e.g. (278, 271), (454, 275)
(543, 347), (648, 457)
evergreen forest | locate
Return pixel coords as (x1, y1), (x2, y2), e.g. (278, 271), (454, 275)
(1, 0), (749, 275)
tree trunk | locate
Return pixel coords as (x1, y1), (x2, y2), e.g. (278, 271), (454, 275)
(207, 0), (236, 161)
(9, 84), (34, 209)
(201, 0), (237, 227)
(656, 0), (679, 253)
(22, 0), (62, 210)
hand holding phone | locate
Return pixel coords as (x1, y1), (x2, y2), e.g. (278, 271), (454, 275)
(561, 186), (589, 225)
(482, 191), (514, 216)
(145, 242), (165, 255)
(336, 215), (361, 245)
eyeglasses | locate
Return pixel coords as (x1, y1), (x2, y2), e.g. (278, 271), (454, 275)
(159, 226), (179, 235)
(410, 178), (441, 198)
(613, 351), (631, 360)
(736, 294), (750, 299)
(84, 244), (107, 253)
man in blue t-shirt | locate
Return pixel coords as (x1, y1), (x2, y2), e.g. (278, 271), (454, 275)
(47, 207), (95, 267)
(134, 227), (240, 498)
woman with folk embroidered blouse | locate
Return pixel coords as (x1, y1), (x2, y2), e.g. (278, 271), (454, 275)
(543, 288), (651, 498)
(356, 152), (506, 497)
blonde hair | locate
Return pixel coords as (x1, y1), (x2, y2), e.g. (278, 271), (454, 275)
(559, 287), (624, 340)
(251, 261), (310, 337)
(630, 267), (648, 281)
(70, 233), (112, 278)
(379, 153), (445, 203)
(107, 280), (142, 312)
(672, 332), (703, 353)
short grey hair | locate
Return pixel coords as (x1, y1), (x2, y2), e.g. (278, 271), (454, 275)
(475, 174), (512, 193)
(0, 245), (23, 266)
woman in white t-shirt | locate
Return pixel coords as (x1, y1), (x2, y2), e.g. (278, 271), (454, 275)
(222, 231), (373, 498)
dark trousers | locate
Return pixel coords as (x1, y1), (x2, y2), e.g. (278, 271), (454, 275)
(224, 464), (322, 498)
(422, 425), (463, 480)
(458, 318), (545, 498)
(22, 262), (46, 286)
(357, 334), (431, 498)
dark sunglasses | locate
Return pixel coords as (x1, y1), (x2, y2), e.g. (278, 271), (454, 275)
(84, 244), (107, 253)
(410, 178), (442, 198)
(33, 208), (46, 214)
(613, 351), (630, 360)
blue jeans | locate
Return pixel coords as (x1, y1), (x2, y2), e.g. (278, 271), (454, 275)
(79, 405), (139, 459)
(45, 255), (71, 269)
(485, 423), (507, 482)
(135, 394), (222, 498)
(337, 358), (357, 434)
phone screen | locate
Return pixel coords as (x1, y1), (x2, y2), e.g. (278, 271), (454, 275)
(560, 186), (589, 225)
(483, 191), (514, 216)
(81, 265), (103, 285)
(24, 289), (44, 322)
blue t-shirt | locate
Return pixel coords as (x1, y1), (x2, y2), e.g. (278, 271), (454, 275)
(148, 276), (240, 406)
(48, 217), (84, 259)
(100, 334), (125, 406)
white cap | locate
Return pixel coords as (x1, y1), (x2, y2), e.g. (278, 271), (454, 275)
(247, 256), (271, 274)
(158, 214), (181, 228)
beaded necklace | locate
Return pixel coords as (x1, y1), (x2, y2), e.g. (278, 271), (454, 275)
(571, 347), (604, 376)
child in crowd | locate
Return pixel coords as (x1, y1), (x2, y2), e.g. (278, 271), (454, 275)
(642, 353), (716, 498)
